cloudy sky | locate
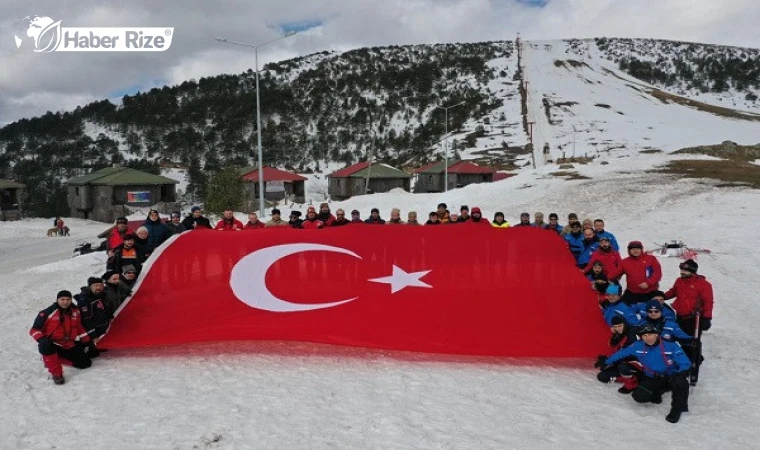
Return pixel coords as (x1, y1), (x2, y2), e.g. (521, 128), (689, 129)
(1, 0), (758, 125)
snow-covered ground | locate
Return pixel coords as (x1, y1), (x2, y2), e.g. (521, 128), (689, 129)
(2, 156), (759, 449)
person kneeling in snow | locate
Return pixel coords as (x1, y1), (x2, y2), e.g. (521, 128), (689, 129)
(30, 290), (94, 385)
(603, 324), (691, 423)
(595, 315), (640, 394)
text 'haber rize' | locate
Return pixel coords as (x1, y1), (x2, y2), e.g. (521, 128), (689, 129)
(63, 31), (166, 49)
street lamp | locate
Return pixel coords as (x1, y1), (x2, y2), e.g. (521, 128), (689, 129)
(215, 30), (298, 217)
(435, 101), (465, 192)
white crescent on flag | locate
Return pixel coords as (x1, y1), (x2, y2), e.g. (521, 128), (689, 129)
(230, 243), (362, 312)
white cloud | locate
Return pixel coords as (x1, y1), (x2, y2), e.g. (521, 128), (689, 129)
(0, 0), (757, 125)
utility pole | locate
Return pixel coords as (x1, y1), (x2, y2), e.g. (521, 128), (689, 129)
(528, 121), (536, 169)
(435, 101), (465, 192)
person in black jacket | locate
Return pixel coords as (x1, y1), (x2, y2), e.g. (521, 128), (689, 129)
(107, 233), (147, 275)
(165, 211), (186, 235)
(75, 277), (111, 354)
(288, 211), (303, 229)
(103, 270), (132, 313)
(595, 316), (640, 393)
(181, 206), (212, 230)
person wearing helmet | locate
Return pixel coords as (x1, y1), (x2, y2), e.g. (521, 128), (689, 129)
(601, 324), (692, 423)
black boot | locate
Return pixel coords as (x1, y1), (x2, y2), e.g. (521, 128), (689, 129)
(650, 393), (663, 404)
(617, 386), (634, 394)
(666, 409), (682, 423)
(52, 375), (65, 385)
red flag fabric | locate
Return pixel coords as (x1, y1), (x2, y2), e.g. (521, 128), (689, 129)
(99, 225), (609, 357)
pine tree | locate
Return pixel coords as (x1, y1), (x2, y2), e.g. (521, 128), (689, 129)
(205, 166), (244, 215)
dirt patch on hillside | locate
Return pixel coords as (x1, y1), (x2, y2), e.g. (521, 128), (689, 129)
(649, 90), (760, 122)
(674, 142), (760, 161)
(550, 170), (591, 180)
(652, 159), (760, 188)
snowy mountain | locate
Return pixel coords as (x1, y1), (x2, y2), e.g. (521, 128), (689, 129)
(2, 155), (759, 448)
(0, 38), (758, 216)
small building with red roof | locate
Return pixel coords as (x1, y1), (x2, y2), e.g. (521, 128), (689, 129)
(240, 166), (307, 210)
(413, 160), (495, 193)
(328, 161), (411, 200)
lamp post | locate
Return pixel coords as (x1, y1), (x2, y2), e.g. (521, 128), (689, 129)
(435, 101), (465, 192)
(215, 31), (297, 217)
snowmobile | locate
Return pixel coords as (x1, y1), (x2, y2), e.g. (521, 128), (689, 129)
(73, 239), (107, 257)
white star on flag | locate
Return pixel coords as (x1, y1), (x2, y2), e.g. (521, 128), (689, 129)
(369, 265), (432, 294)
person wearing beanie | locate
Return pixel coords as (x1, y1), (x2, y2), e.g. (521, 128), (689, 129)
(618, 240), (663, 306)
(301, 206), (324, 230)
(121, 264), (138, 287)
(637, 300), (692, 343)
(29, 290), (94, 384)
(108, 216), (133, 251)
(365, 208), (385, 225)
(594, 313), (640, 393)
(599, 283), (638, 327)
(288, 211), (304, 229)
(664, 259), (714, 372)
(143, 209), (171, 249)
(350, 210), (362, 224)
(265, 208), (288, 227)
(75, 274), (110, 346)
(103, 270), (132, 313)
(317, 203), (336, 227)
(602, 325), (692, 423)
(166, 211), (186, 235)
(182, 206), (212, 230)
(107, 230), (146, 275)
(491, 212), (510, 228)
(631, 290), (676, 322)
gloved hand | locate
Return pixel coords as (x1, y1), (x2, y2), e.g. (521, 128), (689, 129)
(37, 336), (52, 346)
(700, 318), (712, 331)
(37, 336), (54, 353)
(609, 333), (623, 346)
(599, 300), (610, 309)
(594, 355), (608, 369)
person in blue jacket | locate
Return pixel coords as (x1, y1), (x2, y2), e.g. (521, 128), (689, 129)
(604, 324), (691, 423)
(577, 228), (600, 269)
(564, 222), (584, 263)
(600, 283), (639, 326)
(593, 219), (620, 251)
(637, 300), (692, 343)
(632, 290), (676, 321)
(143, 210), (171, 249)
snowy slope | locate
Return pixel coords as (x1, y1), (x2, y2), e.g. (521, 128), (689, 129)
(2, 158), (760, 448)
(522, 40), (760, 163)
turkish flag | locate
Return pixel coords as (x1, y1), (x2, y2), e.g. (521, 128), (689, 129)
(99, 225), (609, 357)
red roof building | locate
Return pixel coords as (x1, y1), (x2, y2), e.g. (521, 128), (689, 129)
(239, 166), (306, 211)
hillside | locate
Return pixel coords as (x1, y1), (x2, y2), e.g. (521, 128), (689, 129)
(1, 38), (759, 216)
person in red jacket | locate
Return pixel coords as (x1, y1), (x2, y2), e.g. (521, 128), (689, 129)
(301, 206), (324, 229)
(467, 207), (491, 225)
(215, 208), (244, 231)
(665, 259), (713, 335)
(108, 217), (133, 251)
(244, 212), (265, 229)
(584, 236), (623, 279)
(619, 240), (663, 305)
(30, 290), (94, 385)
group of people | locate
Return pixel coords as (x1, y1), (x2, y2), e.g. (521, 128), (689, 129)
(582, 227), (714, 424)
(32, 205), (715, 423)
